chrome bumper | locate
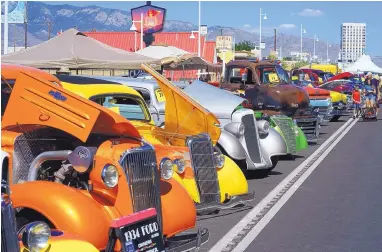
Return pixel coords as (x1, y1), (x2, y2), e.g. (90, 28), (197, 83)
(196, 190), (255, 215)
(166, 228), (209, 252)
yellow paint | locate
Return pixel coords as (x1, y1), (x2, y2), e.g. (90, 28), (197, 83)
(302, 64), (342, 74)
(19, 236), (99, 251)
(64, 79), (248, 204)
(329, 90), (347, 103)
(217, 155), (248, 198)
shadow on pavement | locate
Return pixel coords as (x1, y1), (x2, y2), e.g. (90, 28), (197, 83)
(196, 205), (254, 221)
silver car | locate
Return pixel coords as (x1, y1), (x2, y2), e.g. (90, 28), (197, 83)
(181, 81), (288, 171)
(95, 76), (287, 172)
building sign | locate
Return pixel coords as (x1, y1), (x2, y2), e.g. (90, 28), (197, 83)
(1, 1), (26, 24)
(131, 3), (166, 35)
(216, 36), (233, 51)
(260, 42), (265, 49)
(200, 25), (208, 36)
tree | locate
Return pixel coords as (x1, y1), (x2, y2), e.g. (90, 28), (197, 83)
(294, 61), (309, 69)
(235, 41), (255, 51)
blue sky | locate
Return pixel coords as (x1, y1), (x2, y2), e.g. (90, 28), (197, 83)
(49, 1), (382, 55)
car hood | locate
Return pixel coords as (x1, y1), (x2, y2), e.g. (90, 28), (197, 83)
(2, 71), (141, 142)
(183, 80), (245, 119)
(329, 91), (347, 103)
(302, 86), (331, 98)
(141, 64), (221, 144)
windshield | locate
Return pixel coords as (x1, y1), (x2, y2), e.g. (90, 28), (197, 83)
(89, 93), (151, 122)
(256, 65), (290, 85)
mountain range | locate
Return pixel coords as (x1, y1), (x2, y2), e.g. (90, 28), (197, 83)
(0, 1), (371, 63)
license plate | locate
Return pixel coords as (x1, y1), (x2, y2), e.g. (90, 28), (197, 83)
(155, 89), (166, 102)
(107, 208), (165, 252)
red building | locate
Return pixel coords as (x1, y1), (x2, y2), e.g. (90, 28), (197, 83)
(84, 31), (217, 81)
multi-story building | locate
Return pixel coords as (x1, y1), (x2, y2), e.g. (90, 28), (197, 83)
(340, 23), (366, 63)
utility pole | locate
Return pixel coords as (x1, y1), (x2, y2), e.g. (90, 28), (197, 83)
(274, 29), (276, 51)
(13, 24), (16, 52)
(220, 28), (223, 36)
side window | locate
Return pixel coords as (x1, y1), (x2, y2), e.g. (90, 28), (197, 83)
(136, 89), (151, 105)
(228, 67), (254, 84)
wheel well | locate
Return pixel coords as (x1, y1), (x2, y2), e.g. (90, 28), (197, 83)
(16, 208), (55, 229)
(216, 143), (247, 169)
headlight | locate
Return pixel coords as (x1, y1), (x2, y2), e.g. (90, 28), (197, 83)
(338, 102), (344, 108)
(102, 164), (119, 188)
(223, 122), (245, 137)
(160, 158), (173, 180)
(238, 123), (245, 135)
(214, 147), (225, 169)
(257, 120), (270, 135)
(174, 158), (186, 174)
(21, 221), (51, 251)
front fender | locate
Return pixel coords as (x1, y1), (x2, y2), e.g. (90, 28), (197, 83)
(19, 232), (100, 252)
(218, 131), (247, 160)
(217, 155), (248, 199)
(296, 127), (308, 151)
(259, 128), (287, 164)
(11, 181), (113, 250)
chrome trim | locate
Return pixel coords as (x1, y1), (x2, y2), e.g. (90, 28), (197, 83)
(1, 194), (20, 252)
(271, 116), (297, 154)
(187, 134), (221, 205)
(119, 143), (163, 232)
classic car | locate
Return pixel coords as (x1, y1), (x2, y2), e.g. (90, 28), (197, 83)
(180, 80), (288, 172)
(219, 60), (319, 144)
(1, 150), (100, 252)
(290, 69), (334, 123)
(80, 75), (288, 171)
(1, 64), (209, 251)
(56, 67), (254, 213)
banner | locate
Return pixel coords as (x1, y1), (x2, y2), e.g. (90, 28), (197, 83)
(131, 3), (166, 35)
(1, 1), (26, 24)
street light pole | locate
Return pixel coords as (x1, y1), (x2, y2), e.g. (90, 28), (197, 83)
(130, 12), (144, 50)
(300, 24), (306, 61)
(313, 34), (319, 61)
(4, 1), (9, 54)
(326, 41), (331, 63)
(140, 12), (143, 50)
(259, 8), (267, 60)
(198, 1), (201, 58)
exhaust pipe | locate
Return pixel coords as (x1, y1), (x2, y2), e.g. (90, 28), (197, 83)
(28, 151), (72, 181)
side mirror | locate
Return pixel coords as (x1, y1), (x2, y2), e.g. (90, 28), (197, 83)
(148, 105), (160, 125)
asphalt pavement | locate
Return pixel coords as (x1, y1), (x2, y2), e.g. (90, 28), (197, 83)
(245, 112), (382, 252)
(192, 116), (350, 251)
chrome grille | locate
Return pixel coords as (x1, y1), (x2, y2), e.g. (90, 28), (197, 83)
(295, 118), (318, 138)
(271, 116), (297, 154)
(187, 135), (220, 204)
(1, 195), (20, 252)
(241, 114), (262, 163)
(119, 144), (162, 231)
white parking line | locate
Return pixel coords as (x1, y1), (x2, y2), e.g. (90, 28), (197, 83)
(209, 118), (358, 252)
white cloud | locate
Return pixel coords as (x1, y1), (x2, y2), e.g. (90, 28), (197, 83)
(279, 24), (296, 29)
(298, 8), (324, 17)
(243, 24), (251, 28)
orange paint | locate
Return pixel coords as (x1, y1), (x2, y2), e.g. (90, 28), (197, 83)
(1, 64), (197, 251)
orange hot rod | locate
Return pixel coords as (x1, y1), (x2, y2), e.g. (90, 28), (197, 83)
(1, 64), (208, 251)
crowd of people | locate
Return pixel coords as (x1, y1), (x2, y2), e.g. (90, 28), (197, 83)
(352, 72), (381, 118)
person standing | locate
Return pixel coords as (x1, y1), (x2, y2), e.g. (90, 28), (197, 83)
(371, 75), (380, 115)
(352, 86), (361, 118)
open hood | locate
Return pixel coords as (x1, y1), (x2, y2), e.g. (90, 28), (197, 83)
(141, 64), (221, 144)
(183, 80), (245, 119)
(2, 71), (141, 142)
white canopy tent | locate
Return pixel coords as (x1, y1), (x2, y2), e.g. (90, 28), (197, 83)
(345, 54), (382, 74)
(136, 45), (191, 60)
